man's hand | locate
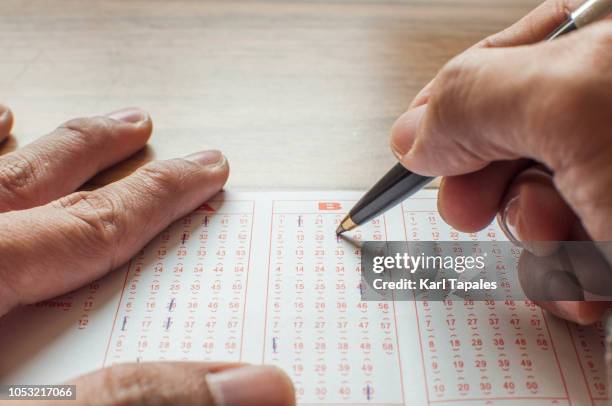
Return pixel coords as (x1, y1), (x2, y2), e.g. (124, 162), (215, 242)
(390, 0), (612, 324)
(0, 105), (231, 315)
(63, 362), (294, 406)
(0, 105), (294, 406)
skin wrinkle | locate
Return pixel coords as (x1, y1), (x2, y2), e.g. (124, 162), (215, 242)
(468, 47), (546, 163)
(29, 141), (78, 199)
(419, 61), (476, 173)
(120, 181), (164, 246)
(398, 1), (597, 177)
(491, 56), (538, 159)
(76, 363), (222, 406)
(437, 29), (612, 176)
(100, 366), (144, 405)
(450, 54), (515, 164)
(36, 213), (100, 290)
(60, 117), (115, 145)
(0, 115), (151, 214)
(0, 154), (40, 204)
(0, 212), (79, 310)
(105, 367), (162, 405)
(54, 192), (123, 272)
(0, 153), (228, 313)
(58, 119), (117, 175)
(426, 52), (512, 172)
(128, 160), (187, 224)
(408, 15), (612, 178)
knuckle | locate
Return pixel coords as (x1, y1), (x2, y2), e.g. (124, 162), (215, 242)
(434, 52), (478, 105)
(437, 54), (470, 87)
(137, 160), (185, 198)
(98, 364), (157, 405)
(58, 116), (114, 148)
(0, 154), (39, 198)
(53, 191), (125, 258)
(428, 52), (479, 132)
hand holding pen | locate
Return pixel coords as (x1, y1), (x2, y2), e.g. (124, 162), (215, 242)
(386, 0), (612, 325)
(338, 0), (612, 236)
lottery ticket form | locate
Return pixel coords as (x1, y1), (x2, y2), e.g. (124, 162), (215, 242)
(0, 190), (607, 406)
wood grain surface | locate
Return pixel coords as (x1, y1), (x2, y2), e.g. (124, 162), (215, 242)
(0, 0), (540, 189)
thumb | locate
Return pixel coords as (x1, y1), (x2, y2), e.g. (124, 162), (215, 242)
(390, 22), (612, 177)
(63, 362), (295, 406)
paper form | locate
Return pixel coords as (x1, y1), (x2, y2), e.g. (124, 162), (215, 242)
(0, 190), (607, 405)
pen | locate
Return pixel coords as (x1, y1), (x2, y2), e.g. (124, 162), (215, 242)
(336, 0), (612, 235)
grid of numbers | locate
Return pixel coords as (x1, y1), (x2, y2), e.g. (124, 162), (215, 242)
(402, 198), (571, 405)
(262, 200), (405, 405)
(568, 320), (608, 405)
(103, 201), (254, 365)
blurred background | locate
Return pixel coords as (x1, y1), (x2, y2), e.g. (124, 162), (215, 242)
(0, 0), (539, 189)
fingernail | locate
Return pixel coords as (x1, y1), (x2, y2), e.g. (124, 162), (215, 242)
(206, 365), (294, 406)
(499, 194), (559, 256)
(106, 107), (148, 124)
(390, 105), (426, 159)
(0, 105), (10, 124)
(184, 150), (226, 168)
(498, 194), (521, 244)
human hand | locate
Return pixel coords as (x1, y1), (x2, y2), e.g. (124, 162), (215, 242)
(0, 105), (231, 316)
(390, 0), (612, 324)
(51, 362), (294, 406)
(0, 105), (295, 405)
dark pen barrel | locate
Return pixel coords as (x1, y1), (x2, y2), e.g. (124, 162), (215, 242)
(350, 163), (434, 225)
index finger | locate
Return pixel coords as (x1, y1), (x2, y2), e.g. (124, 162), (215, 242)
(0, 151), (229, 313)
(54, 363), (295, 406)
(409, 0), (581, 109)
(482, 0), (581, 47)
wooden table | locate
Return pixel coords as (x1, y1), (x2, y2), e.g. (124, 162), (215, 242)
(0, 0), (539, 190)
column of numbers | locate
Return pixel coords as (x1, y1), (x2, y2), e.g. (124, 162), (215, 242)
(568, 321), (608, 404)
(403, 203), (570, 405)
(263, 201), (404, 405)
(104, 202), (254, 365)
